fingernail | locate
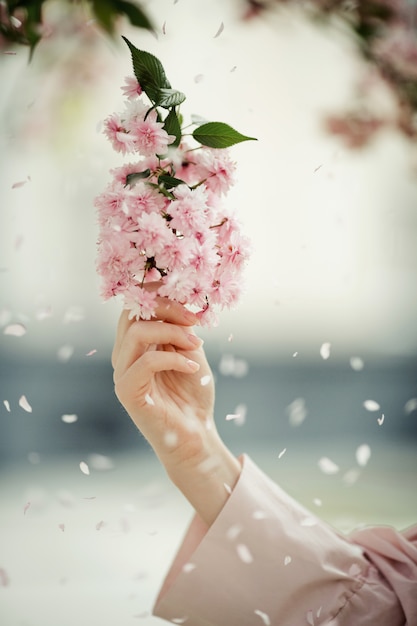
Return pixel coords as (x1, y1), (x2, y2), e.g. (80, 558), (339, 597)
(187, 333), (204, 347)
(186, 359), (200, 372)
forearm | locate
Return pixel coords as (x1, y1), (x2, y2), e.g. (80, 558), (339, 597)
(166, 431), (242, 527)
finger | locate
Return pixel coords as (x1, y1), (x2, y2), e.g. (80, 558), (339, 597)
(112, 310), (133, 369)
(113, 320), (203, 382)
(115, 349), (200, 410)
(112, 297), (198, 367)
(135, 282), (199, 326)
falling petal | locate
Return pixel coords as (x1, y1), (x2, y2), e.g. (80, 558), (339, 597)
(313, 498), (322, 507)
(254, 609), (271, 625)
(27, 452), (40, 464)
(19, 395), (32, 413)
(343, 468), (361, 485)
(363, 400), (380, 411)
(316, 607), (322, 618)
(278, 448), (287, 459)
(404, 398), (417, 415)
(88, 453), (114, 470)
(349, 563), (362, 577)
(230, 65), (237, 72)
(57, 345), (74, 362)
(145, 393), (155, 405)
(3, 400), (10, 412)
(236, 543), (253, 564)
(356, 444), (371, 467)
(96, 520), (105, 531)
(57, 490), (75, 507)
(377, 414), (385, 425)
(228, 334), (233, 342)
(35, 306), (53, 321)
(79, 461), (90, 475)
(63, 306), (84, 323)
(182, 562), (196, 574)
(58, 523), (65, 532)
(286, 398), (307, 427)
(162, 21), (166, 34)
(231, 403), (246, 426)
(86, 349), (97, 357)
(4, 323), (26, 336)
(284, 555), (292, 566)
(226, 524), (242, 540)
(318, 457), (339, 475)
(23, 501), (31, 515)
(0, 568), (10, 586)
(226, 413), (241, 421)
(350, 356), (364, 371)
(12, 179), (28, 189)
(200, 375), (211, 386)
(320, 342), (331, 360)
(194, 74), (204, 83)
(292, 352), (298, 357)
(306, 609), (315, 625)
(213, 21), (224, 38)
(61, 414), (78, 424)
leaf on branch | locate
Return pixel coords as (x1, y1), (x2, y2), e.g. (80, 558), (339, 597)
(192, 122), (257, 148)
(163, 109), (182, 146)
(158, 174), (186, 189)
(122, 36), (172, 103)
(92, 0), (154, 35)
(113, 0), (154, 31)
(155, 87), (186, 109)
(125, 169), (151, 186)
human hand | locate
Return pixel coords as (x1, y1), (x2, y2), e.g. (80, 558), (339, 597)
(112, 292), (241, 525)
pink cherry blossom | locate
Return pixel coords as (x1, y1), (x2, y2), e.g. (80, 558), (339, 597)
(124, 285), (157, 320)
(103, 113), (135, 154)
(121, 75), (142, 99)
(130, 117), (176, 156)
(95, 81), (250, 327)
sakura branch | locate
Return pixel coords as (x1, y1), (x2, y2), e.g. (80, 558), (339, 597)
(95, 38), (256, 327)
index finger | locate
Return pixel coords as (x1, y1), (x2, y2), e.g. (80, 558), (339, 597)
(112, 293), (198, 368)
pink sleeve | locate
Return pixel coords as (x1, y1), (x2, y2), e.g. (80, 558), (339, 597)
(153, 455), (416, 626)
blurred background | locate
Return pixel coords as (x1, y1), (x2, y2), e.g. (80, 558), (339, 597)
(1, 0), (416, 624)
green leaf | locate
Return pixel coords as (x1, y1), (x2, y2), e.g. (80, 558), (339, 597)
(113, 0), (154, 31)
(122, 36), (171, 103)
(91, 0), (117, 33)
(163, 109), (182, 147)
(92, 0), (154, 35)
(155, 87), (186, 109)
(158, 173), (186, 189)
(192, 122), (257, 148)
(125, 169), (151, 186)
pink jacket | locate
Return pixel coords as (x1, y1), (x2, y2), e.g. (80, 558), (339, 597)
(153, 455), (417, 625)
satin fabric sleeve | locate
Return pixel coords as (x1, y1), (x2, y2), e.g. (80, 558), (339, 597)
(153, 455), (416, 626)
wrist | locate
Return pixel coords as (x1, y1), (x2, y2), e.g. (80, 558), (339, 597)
(165, 428), (242, 526)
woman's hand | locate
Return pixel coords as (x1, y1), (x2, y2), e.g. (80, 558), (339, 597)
(112, 295), (241, 525)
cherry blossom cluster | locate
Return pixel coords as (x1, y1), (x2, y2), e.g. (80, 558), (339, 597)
(95, 72), (251, 327)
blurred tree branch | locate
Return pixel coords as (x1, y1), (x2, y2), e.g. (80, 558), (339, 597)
(241, 0), (417, 147)
(0, 0), (154, 58)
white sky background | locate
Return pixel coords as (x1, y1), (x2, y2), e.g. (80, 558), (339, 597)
(0, 0), (416, 363)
